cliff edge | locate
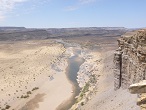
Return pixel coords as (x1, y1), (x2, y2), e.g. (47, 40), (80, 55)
(114, 29), (146, 109)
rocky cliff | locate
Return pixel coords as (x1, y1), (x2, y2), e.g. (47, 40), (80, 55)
(114, 29), (146, 109)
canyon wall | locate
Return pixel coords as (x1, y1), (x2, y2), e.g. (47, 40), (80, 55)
(114, 29), (146, 90)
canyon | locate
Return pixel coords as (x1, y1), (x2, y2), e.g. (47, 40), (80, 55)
(0, 27), (144, 110)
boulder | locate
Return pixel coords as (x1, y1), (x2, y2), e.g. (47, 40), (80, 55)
(129, 80), (146, 94)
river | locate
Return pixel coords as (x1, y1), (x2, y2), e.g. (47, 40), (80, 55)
(57, 40), (85, 110)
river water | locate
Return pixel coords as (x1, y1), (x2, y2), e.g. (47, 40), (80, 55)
(58, 48), (84, 110)
(55, 40), (85, 110)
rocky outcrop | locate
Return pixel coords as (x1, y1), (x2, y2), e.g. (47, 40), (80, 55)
(114, 29), (146, 109)
(129, 80), (146, 94)
(114, 29), (146, 90)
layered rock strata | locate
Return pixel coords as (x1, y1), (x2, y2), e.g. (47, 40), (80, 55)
(114, 29), (146, 109)
(114, 29), (146, 90)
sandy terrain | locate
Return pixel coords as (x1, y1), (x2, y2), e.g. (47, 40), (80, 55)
(0, 36), (140, 110)
(0, 40), (72, 110)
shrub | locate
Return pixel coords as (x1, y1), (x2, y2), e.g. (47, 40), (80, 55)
(5, 105), (11, 109)
(27, 91), (31, 94)
(23, 95), (29, 98)
(32, 87), (39, 91)
(82, 83), (90, 93)
(81, 102), (84, 106)
(21, 95), (24, 98)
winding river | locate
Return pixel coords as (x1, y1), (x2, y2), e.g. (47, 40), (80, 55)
(56, 40), (85, 110)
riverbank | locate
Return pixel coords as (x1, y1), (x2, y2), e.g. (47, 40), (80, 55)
(78, 50), (139, 110)
(56, 46), (85, 110)
(0, 40), (74, 110)
(0, 39), (113, 110)
(70, 48), (102, 110)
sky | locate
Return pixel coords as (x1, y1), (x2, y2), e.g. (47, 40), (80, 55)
(0, 0), (146, 28)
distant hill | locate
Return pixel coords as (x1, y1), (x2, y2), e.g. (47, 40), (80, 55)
(0, 29), (49, 41)
(0, 27), (26, 31)
(0, 27), (129, 41)
(45, 27), (128, 38)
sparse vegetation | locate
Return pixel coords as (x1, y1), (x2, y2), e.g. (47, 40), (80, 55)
(76, 82), (90, 103)
(82, 82), (90, 93)
(75, 73), (97, 107)
(89, 74), (97, 84)
(21, 95), (24, 98)
(23, 95), (29, 98)
(32, 87), (39, 91)
(5, 105), (11, 109)
(27, 91), (31, 94)
(81, 102), (84, 106)
(20, 95), (29, 98)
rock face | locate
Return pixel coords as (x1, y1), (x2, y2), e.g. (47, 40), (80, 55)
(114, 29), (146, 90)
(114, 29), (146, 109)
